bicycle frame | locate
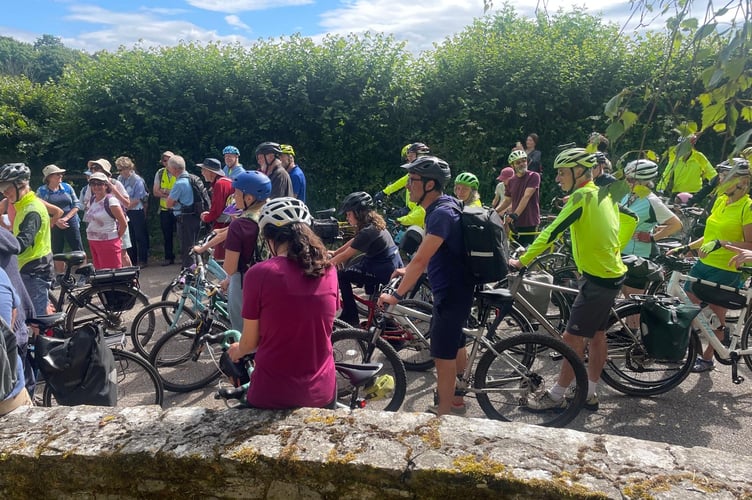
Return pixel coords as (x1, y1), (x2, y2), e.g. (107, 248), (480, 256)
(665, 269), (752, 383)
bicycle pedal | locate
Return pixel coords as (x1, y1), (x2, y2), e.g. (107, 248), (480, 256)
(548, 351), (563, 361)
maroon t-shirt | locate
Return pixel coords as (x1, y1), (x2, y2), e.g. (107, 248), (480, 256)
(507, 170), (541, 227)
(224, 217), (259, 274)
(242, 257), (338, 409)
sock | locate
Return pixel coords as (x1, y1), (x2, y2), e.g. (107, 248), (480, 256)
(548, 384), (567, 401)
(587, 380), (598, 399)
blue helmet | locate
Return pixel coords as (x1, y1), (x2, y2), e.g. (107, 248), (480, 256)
(232, 170), (272, 201)
(223, 145), (240, 156)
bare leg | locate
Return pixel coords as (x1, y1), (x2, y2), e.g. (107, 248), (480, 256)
(557, 332), (585, 388)
(435, 358), (457, 416)
(453, 346), (467, 406)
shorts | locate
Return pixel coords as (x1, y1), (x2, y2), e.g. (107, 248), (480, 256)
(566, 276), (620, 338)
(684, 260), (743, 293)
(429, 285), (474, 360)
(121, 228), (132, 250)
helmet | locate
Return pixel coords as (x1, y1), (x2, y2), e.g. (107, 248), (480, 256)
(338, 191), (373, 215)
(259, 197), (312, 231)
(742, 147), (752, 160)
(508, 150), (527, 164)
(401, 144), (411, 158)
(624, 159), (659, 180)
(594, 152), (607, 165)
(554, 148), (596, 169)
(232, 171), (272, 201)
(0, 162), (31, 184)
(401, 156), (451, 189)
(407, 142), (430, 155)
(454, 172), (479, 190)
(716, 159), (735, 173)
(223, 145), (240, 156)
(723, 158), (751, 178)
(254, 142), (282, 156)
(279, 144), (295, 156)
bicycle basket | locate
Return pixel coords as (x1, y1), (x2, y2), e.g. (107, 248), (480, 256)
(312, 219), (340, 244)
(690, 281), (746, 310)
(639, 297), (701, 361)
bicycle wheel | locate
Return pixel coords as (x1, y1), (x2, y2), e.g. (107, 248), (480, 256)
(385, 299), (433, 371)
(149, 320), (224, 393)
(330, 328), (407, 412)
(600, 301), (697, 396)
(741, 318), (752, 371)
(65, 284), (150, 339)
(474, 332), (587, 427)
(130, 300), (199, 358)
(161, 279), (186, 303)
(43, 350), (164, 407)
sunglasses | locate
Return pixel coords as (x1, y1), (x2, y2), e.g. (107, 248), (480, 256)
(89, 181), (107, 187)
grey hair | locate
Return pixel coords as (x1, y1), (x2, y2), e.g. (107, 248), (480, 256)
(167, 155), (186, 171)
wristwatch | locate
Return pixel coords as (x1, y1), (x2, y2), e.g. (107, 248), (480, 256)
(391, 290), (404, 301)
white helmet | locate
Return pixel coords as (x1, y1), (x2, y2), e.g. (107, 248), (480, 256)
(624, 159), (659, 180)
(259, 197), (312, 231)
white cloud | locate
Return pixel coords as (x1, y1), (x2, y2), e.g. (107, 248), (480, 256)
(225, 15), (251, 32)
(186, 0), (313, 14)
(62, 5), (250, 52)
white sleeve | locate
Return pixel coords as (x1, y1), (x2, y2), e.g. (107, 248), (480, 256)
(648, 195), (676, 223)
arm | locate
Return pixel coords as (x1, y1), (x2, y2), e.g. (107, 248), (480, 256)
(329, 244), (359, 268)
(193, 227), (228, 253)
(228, 318), (260, 362)
(109, 203), (128, 239)
(378, 233), (443, 307)
(495, 195), (512, 214)
(222, 249), (240, 277)
(15, 212), (42, 253)
(382, 174), (409, 196)
(396, 205), (425, 227)
(512, 186), (537, 218)
(153, 170), (165, 198)
(39, 198), (63, 226)
(110, 180), (130, 207)
(652, 215), (682, 241)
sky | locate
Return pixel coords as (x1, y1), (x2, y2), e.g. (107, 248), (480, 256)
(0, 0), (657, 54)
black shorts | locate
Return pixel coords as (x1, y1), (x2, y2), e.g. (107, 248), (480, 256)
(566, 276), (621, 338)
(429, 286), (474, 360)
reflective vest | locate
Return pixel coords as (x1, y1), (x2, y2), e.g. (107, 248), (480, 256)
(13, 191), (51, 269)
(158, 168), (177, 211)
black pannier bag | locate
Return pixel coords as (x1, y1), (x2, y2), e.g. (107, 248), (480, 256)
(35, 323), (117, 406)
(89, 267), (140, 312)
(639, 297), (701, 361)
(312, 218), (340, 244)
(691, 280), (746, 310)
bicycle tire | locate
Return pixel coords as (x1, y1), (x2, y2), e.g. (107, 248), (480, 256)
(130, 300), (199, 358)
(333, 318), (352, 330)
(43, 349), (164, 407)
(600, 301), (698, 396)
(474, 332), (587, 427)
(64, 284), (150, 339)
(149, 320), (224, 393)
(736, 313), (752, 372)
(330, 328), (407, 412)
(387, 299), (433, 371)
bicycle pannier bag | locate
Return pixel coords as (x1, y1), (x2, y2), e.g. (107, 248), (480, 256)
(457, 204), (510, 284)
(640, 298), (701, 361)
(35, 323), (117, 406)
(312, 218), (340, 244)
(519, 271), (554, 317)
(90, 267), (140, 312)
(691, 281), (746, 310)
(622, 254), (664, 289)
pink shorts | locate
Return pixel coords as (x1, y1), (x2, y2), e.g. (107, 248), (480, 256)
(89, 238), (122, 269)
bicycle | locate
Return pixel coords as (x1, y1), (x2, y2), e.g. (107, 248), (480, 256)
(50, 251), (152, 338)
(130, 249), (230, 358)
(161, 235), (227, 303)
(29, 312), (164, 407)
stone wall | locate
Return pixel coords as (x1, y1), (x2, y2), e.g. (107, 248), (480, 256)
(1, 405), (750, 499)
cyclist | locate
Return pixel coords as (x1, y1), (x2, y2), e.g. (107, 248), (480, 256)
(221, 170), (272, 331)
(221, 145), (246, 179)
(154, 151), (178, 266)
(197, 158), (234, 261)
(453, 172), (482, 207)
(0, 162), (54, 316)
(254, 142), (293, 199)
(329, 192), (403, 326)
(670, 158), (752, 373)
(593, 152), (617, 187)
(373, 142), (431, 228)
(495, 149), (541, 246)
(492, 167), (514, 210)
(227, 197), (337, 409)
(378, 156), (473, 417)
(510, 148), (627, 412)
(657, 134), (716, 195)
(279, 144), (306, 202)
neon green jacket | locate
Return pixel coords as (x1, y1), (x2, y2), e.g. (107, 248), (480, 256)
(383, 174), (425, 227)
(657, 148), (716, 194)
(13, 191), (52, 270)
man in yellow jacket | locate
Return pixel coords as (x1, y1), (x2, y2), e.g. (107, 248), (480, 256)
(374, 143), (430, 228)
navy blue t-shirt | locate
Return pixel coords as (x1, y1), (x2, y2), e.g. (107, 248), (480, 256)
(425, 195), (466, 292)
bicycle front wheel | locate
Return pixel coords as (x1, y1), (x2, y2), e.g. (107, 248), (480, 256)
(601, 302), (698, 396)
(43, 349), (164, 407)
(330, 328), (407, 412)
(474, 332), (587, 428)
(65, 284), (150, 339)
(149, 320), (224, 393)
(130, 300), (199, 358)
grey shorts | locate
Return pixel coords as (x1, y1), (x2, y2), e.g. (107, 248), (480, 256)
(565, 276), (620, 338)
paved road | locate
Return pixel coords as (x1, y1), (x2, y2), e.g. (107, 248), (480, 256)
(137, 263), (752, 458)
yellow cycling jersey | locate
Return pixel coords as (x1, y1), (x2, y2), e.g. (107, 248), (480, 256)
(13, 191), (52, 269)
(657, 149), (716, 194)
(701, 194), (752, 272)
(520, 181), (627, 279)
(383, 173), (425, 227)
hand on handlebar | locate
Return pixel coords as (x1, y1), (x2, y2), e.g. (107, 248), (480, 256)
(509, 258), (522, 270)
(377, 292), (398, 309)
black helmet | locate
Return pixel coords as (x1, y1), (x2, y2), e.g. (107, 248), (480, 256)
(254, 142), (282, 156)
(407, 142), (430, 155)
(0, 162), (31, 185)
(401, 156), (451, 189)
(338, 191), (373, 215)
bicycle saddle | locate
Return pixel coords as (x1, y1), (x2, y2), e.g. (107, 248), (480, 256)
(335, 362), (384, 387)
(52, 251), (87, 266)
(476, 288), (514, 307)
(26, 312), (66, 329)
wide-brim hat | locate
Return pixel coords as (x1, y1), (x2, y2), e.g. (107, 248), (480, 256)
(197, 158), (224, 176)
(88, 172), (110, 183)
(87, 158), (112, 175)
(42, 164), (66, 181)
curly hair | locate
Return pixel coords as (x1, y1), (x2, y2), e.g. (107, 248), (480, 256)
(353, 209), (386, 232)
(262, 222), (331, 278)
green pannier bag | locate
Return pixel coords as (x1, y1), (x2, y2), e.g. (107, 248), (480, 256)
(640, 297), (701, 361)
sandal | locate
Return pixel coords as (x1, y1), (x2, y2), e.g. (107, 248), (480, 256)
(691, 357), (714, 373)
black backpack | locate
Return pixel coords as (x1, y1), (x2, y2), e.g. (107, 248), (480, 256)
(447, 201), (510, 284)
(183, 174), (211, 215)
